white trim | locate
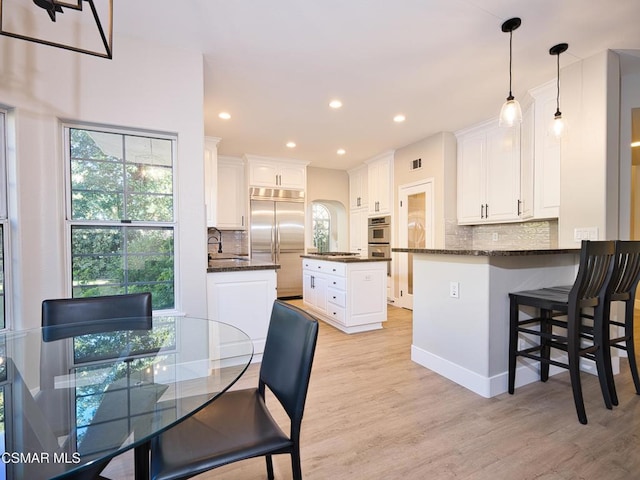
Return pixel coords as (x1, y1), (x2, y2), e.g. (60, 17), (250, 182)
(62, 122), (179, 309)
(411, 344), (618, 398)
(397, 178), (435, 309)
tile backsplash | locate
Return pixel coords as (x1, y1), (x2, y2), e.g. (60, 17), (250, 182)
(445, 219), (558, 250)
(207, 228), (248, 257)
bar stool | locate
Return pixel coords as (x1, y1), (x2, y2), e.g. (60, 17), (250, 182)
(508, 240), (615, 424)
(547, 241), (640, 406)
(601, 240), (640, 405)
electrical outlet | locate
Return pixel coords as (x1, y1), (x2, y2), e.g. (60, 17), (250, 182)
(492, 232), (499, 242)
(449, 281), (459, 298)
(574, 227), (599, 242)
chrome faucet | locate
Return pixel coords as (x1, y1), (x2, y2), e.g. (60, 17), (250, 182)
(208, 227), (223, 254)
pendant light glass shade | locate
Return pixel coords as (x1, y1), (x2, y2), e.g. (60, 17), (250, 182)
(499, 97), (523, 127)
(499, 17), (522, 127)
(549, 43), (569, 139)
(550, 112), (567, 139)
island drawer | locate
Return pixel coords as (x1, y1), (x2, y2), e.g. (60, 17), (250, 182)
(327, 288), (346, 307)
(326, 277), (346, 290)
(327, 305), (346, 324)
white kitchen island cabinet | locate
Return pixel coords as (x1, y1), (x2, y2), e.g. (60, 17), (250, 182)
(207, 260), (278, 361)
(393, 247), (582, 398)
(301, 255), (388, 334)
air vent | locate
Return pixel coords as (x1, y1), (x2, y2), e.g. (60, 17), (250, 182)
(410, 158), (422, 170)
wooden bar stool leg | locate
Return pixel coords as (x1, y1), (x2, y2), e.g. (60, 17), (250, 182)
(602, 304), (618, 406)
(624, 300), (640, 395)
(568, 318), (588, 424)
(508, 296), (519, 394)
(540, 309), (552, 382)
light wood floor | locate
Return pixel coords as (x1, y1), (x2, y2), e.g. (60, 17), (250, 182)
(105, 302), (640, 479)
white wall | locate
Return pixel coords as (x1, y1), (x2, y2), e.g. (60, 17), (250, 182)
(393, 132), (457, 248)
(558, 50), (620, 246)
(0, 34), (207, 329)
(618, 54), (640, 240)
(306, 166), (349, 251)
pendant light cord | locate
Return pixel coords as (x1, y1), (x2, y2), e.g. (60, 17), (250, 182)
(555, 52), (561, 114)
(508, 30), (513, 97)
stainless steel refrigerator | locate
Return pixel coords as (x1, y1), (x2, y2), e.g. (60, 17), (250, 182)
(250, 187), (305, 298)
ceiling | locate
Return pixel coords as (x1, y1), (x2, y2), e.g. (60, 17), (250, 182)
(114, 0), (640, 171)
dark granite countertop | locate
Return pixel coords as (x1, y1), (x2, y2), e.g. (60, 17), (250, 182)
(207, 257), (280, 272)
(301, 254), (391, 263)
(391, 247), (580, 257)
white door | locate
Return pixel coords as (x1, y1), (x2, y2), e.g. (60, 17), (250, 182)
(398, 180), (434, 310)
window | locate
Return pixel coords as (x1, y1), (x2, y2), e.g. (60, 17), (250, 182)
(66, 125), (176, 310)
(0, 110), (7, 329)
(312, 203), (330, 253)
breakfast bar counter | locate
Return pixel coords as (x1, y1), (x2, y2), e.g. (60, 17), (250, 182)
(392, 247), (580, 398)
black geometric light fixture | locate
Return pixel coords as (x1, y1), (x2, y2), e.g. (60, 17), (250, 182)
(0, 0), (113, 59)
(549, 43), (569, 139)
(499, 17), (523, 127)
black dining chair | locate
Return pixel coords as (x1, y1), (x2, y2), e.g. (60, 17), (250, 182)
(40, 292), (152, 480)
(150, 300), (319, 480)
(508, 240), (615, 424)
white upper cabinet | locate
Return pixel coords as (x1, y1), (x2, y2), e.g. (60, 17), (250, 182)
(529, 81), (561, 219)
(217, 156), (246, 229)
(366, 152), (394, 215)
(204, 137), (221, 227)
(348, 165), (368, 209)
(349, 208), (368, 256)
(457, 120), (521, 224)
(245, 155), (308, 189)
(520, 103), (535, 220)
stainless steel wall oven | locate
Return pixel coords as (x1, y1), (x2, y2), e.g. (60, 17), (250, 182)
(368, 215), (391, 276)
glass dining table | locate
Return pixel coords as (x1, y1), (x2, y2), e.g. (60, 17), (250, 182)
(0, 316), (254, 480)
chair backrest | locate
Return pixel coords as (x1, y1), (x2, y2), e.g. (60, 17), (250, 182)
(607, 240), (640, 302)
(259, 300), (319, 432)
(569, 240), (615, 309)
(41, 292), (152, 341)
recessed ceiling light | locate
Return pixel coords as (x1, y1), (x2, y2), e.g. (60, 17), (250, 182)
(218, 112), (231, 120)
(329, 100), (343, 109)
(286, 142), (296, 148)
(337, 148), (346, 155)
(393, 114), (406, 123)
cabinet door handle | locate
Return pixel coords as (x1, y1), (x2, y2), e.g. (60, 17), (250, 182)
(517, 199), (521, 216)
(311, 275), (315, 288)
(241, 215), (244, 226)
(481, 204), (484, 218)
(485, 204), (489, 218)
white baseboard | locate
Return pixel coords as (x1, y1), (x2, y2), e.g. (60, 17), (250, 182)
(411, 344), (620, 398)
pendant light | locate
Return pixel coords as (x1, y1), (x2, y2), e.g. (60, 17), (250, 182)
(549, 43), (569, 139)
(499, 17), (523, 127)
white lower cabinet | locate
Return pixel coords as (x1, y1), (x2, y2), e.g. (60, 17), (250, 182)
(302, 258), (387, 334)
(207, 269), (277, 361)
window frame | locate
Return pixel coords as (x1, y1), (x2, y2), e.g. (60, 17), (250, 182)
(62, 122), (180, 313)
(312, 202), (331, 253)
(0, 109), (9, 331)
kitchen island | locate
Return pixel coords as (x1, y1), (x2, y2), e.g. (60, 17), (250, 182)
(207, 257), (280, 361)
(392, 247), (580, 397)
(301, 253), (390, 333)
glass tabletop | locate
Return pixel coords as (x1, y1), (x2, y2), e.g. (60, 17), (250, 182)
(0, 316), (254, 479)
